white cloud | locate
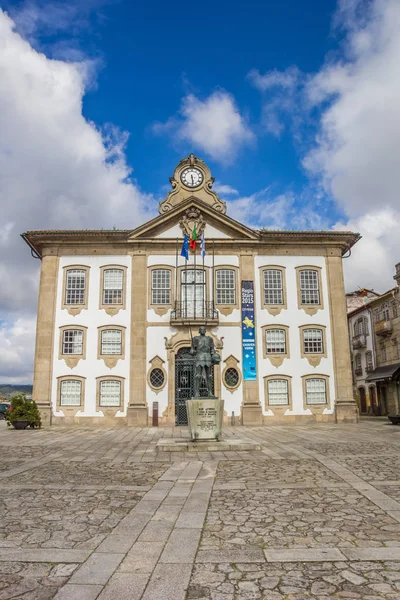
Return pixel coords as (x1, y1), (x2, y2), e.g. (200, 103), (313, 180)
(213, 183), (239, 196)
(302, 0), (400, 291)
(153, 91), (255, 164)
(0, 317), (36, 383)
(247, 66), (302, 137)
(0, 9), (153, 382)
(248, 66), (300, 92)
(335, 208), (399, 293)
(227, 187), (329, 231)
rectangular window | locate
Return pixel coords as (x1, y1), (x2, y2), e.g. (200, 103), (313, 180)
(267, 379), (289, 405)
(103, 269), (123, 304)
(101, 330), (122, 355)
(151, 269), (171, 305)
(216, 269), (235, 304)
(66, 269), (85, 305)
(393, 339), (399, 360)
(381, 345), (387, 361)
(100, 380), (121, 407)
(266, 329), (286, 354)
(60, 380), (81, 406)
(306, 379), (327, 405)
(393, 303), (398, 319)
(62, 330), (83, 354)
(300, 270), (320, 305)
(366, 352), (373, 370)
(263, 270), (283, 305)
(303, 329), (324, 353)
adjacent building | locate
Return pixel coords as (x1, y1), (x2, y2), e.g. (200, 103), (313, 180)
(347, 290), (380, 414)
(363, 265), (400, 415)
(23, 155), (360, 426)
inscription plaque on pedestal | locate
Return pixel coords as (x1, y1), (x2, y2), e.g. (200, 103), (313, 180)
(186, 398), (224, 441)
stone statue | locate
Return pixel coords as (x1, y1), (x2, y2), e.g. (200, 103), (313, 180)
(190, 326), (220, 397)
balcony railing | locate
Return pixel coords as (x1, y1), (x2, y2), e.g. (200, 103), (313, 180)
(352, 334), (367, 349)
(170, 301), (219, 325)
(354, 367), (363, 376)
(365, 364), (374, 373)
(375, 319), (392, 336)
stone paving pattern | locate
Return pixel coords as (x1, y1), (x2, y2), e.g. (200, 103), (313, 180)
(1, 420), (400, 598)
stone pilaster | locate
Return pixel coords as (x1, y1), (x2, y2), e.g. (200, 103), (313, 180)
(32, 250), (59, 426)
(127, 252), (148, 426)
(326, 254), (359, 423)
(239, 253), (263, 425)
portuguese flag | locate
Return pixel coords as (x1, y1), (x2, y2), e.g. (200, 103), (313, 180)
(189, 225), (197, 250)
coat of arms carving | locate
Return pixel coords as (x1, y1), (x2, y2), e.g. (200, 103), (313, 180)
(179, 208), (206, 238)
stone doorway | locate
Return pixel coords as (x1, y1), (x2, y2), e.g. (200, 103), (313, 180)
(359, 387), (367, 414)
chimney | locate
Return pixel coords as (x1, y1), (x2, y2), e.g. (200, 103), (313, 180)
(394, 263), (400, 287)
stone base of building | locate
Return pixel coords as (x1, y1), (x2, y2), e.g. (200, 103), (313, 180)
(52, 415), (128, 427)
(335, 401), (359, 423)
(127, 406), (148, 426)
(37, 404), (52, 427)
(241, 404), (263, 425)
(262, 413), (336, 424)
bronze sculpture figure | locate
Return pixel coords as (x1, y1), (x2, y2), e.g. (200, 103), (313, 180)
(190, 326), (220, 397)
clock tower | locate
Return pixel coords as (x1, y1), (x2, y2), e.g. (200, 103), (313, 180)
(158, 153), (227, 214)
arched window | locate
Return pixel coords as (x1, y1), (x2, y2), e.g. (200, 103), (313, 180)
(382, 303), (390, 321)
(354, 317), (368, 336)
(366, 351), (373, 371)
(355, 354), (362, 374)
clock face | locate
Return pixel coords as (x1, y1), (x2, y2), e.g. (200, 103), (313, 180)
(180, 167), (203, 188)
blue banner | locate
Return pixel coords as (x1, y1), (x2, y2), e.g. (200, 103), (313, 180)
(241, 280), (257, 381)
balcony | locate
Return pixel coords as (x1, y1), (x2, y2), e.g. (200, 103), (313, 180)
(170, 301), (219, 326)
(352, 334), (367, 349)
(375, 319), (392, 336)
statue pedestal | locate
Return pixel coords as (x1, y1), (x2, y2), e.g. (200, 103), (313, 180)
(186, 397), (224, 441)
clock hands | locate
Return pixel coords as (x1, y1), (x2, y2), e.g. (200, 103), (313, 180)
(190, 174), (194, 185)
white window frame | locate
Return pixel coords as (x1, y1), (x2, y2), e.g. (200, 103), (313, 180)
(60, 380), (81, 406)
(305, 378), (327, 405)
(216, 269), (235, 305)
(103, 269), (123, 305)
(300, 270), (320, 305)
(101, 330), (122, 355)
(62, 329), (83, 355)
(151, 269), (171, 305)
(65, 269), (86, 305)
(263, 269), (283, 305)
(267, 379), (289, 406)
(303, 328), (324, 354)
(266, 329), (286, 354)
(99, 380), (121, 407)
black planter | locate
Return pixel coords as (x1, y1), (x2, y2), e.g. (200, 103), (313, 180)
(12, 420), (30, 430)
(388, 415), (400, 425)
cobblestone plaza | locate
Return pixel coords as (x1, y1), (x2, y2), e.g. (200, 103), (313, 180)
(1, 420), (400, 599)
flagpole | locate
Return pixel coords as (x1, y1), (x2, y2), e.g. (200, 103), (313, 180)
(202, 233), (205, 318)
(212, 239), (215, 309)
(194, 237), (196, 321)
(175, 237), (178, 314)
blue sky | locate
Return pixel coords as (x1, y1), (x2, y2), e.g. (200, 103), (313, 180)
(1, 0), (400, 382)
(6, 0), (341, 219)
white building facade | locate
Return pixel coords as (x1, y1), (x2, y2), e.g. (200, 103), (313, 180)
(24, 155), (359, 426)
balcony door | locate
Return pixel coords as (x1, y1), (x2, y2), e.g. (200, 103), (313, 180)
(181, 269), (206, 319)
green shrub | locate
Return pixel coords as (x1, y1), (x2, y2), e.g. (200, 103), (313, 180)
(6, 393), (42, 428)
